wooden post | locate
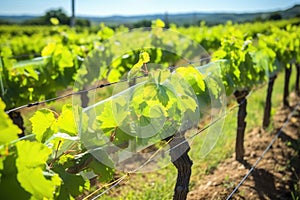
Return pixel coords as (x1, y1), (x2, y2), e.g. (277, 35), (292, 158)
(234, 90), (249, 161)
(295, 64), (299, 96)
(80, 89), (89, 108)
(263, 75), (277, 129)
(0, 56), (5, 96)
(70, 0), (75, 27)
(168, 133), (193, 200)
(283, 66), (292, 107)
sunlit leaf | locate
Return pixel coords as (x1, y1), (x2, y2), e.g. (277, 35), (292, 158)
(57, 104), (77, 136)
(30, 109), (56, 142)
(16, 140), (61, 199)
(50, 17), (60, 25)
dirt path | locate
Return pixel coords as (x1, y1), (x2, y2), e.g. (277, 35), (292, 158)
(188, 93), (300, 200)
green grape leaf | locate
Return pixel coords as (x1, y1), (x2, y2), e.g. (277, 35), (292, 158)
(139, 51), (150, 63)
(54, 165), (89, 199)
(45, 132), (79, 160)
(107, 68), (122, 82)
(207, 77), (222, 99)
(50, 17), (60, 25)
(65, 152), (94, 174)
(180, 95), (198, 112)
(0, 99), (21, 145)
(97, 101), (126, 129)
(58, 154), (74, 166)
(16, 140), (51, 170)
(57, 48), (73, 69)
(111, 98), (128, 124)
(152, 19), (165, 28)
(18, 168), (61, 199)
(96, 109), (116, 128)
(167, 100), (181, 121)
(89, 159), (114, 182)
(141, 101), (165, 118)
(143, 83), (158, 100)
(25, 66), (39, 80)
(139, 115), (151, 127)
(128, 60), (143, 80)
(155, 48), (163, 63)
(16, 140), (61, 199)
(42, 43), (56, 56)
(57, 104), (77, 136)
(175, 66), (205, 93)
(0, 153), (31, 199)
(30, 109), (56, 142)
(233, 67), (240, 79)
(213, 49), (227, 59)
(98, 23), (115, 41)
(157, 85), (169, 107)
(112, 127), (134, 145)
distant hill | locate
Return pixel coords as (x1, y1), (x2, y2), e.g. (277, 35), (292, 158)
(1, 4), (300, 26)
(0, 15), (39, 23)
(280, 4), (300, 18)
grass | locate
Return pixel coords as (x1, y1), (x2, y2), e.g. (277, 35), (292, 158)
(92, 67), (298, 199)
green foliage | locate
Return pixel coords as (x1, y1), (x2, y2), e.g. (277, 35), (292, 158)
(86, 64), (205, 161)
(0, 18), (299, 199)
(57, 105), (77, 135)
(16, 140), (61, 199)
(212, 29), (268, 94)
(0, 103), (99, 199)
(268, 12), (282, 21)
(133, 19), (152, 28)
(152, 19), (166, 28)
(175, 66), (205, 94)
(98, 23), (115, 41)
(50, 17), (60, 26)
(30, 109), (56, 142)
(54, 165), (89, 200)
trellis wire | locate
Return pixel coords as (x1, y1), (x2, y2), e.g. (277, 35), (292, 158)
(4, 53), (294, 199)
(85, 93), (250, 199)
(0, 57), (5, 96)
(5, 78), (130, 114)
(88, 96), (299, 200)
(226, 102), (300, 200)
(4, 57), (211, 114)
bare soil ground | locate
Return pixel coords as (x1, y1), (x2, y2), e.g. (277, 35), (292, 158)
(188, 93), (300, 200)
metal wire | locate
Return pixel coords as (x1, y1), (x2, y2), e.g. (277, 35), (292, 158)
(84, 85), (295, 200)
(4, 57), (212, 114)
(88, 93), (298, 200)
(4, 53), (292, 199)
(5, 78), (130, 114)
(226, 102), (300, 200)
(85, 92), (248, 199)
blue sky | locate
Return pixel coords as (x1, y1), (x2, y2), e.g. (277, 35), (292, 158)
(1, 0), (300, 16)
